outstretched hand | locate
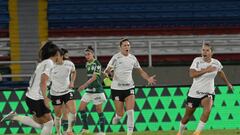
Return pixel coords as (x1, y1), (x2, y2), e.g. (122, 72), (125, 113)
(147, 75), (157, 85)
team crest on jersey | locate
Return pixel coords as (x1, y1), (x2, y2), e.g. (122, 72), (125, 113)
(207, 95), (213, 99)
(115, 96), (120, 101)
(130, 89), (134, 94)
(87, 66), (91, 71)
(56, 99), (61, 105)
(96, 65), (101, 70)
(91, 65), (95, 70)
(187, 102), (193, 108)
(69, 93), (73, 99)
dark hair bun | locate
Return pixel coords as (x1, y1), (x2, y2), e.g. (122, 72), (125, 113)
(60, 48), (68, 55)
(86, 46), (94, 52)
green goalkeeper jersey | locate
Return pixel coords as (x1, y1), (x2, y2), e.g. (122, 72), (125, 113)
(85, 59), (104, 93)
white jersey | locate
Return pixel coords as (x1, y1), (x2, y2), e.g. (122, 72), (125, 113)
(26, 59), (54, 100)
(188, 57), (223, 98)
(50, 60), (75, 96)
(107, 52), (141, 90)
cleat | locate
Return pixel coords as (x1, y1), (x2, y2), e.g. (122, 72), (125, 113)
(95, 132), (106, 135)
(127, 131), (133, 135)
(1, 111), (17, 122)
(193, 131), (201, 135)
(81, 129), (90, 135)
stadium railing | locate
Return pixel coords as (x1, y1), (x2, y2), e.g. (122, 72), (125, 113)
(0, 61), (37, 80)
(50, 34), (240, 67)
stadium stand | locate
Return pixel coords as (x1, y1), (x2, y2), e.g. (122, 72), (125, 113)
(0, 0), (9, 37)
(48, 0), (240, 36)
(0, 0), (10, 81)
(0, 39), (10, 81)
(0, 39), (9, 60)
(1, 0), (240, 73)
(46, 0), (240, 67)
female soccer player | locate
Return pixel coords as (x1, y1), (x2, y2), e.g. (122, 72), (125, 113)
(177, 43), (233, 135)
(1, 41), (60, 135)
(78, 46), (106, 135)
(49, 48), (77, 135)
(104, 38), (157, 135)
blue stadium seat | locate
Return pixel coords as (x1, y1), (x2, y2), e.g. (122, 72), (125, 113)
(48, 0), (240, 29)
(0, 0), (9, 29)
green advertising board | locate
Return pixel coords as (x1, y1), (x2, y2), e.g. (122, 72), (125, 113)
(0, 85), (239, 134)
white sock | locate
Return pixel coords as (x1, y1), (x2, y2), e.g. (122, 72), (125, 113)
(67, 112), (76, 132)
(115, 114), (122, 120)
(41, 120), (54, 135)
(12, 115), (42, 128)
(178, 122), (186, 135)
(127, 109), (134, 132)
(54, 116), (61, 134)
(196, 120), (205, 132)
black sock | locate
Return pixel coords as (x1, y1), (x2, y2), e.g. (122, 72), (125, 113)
(61, 119), (68, 132)
(98, 112), (105, 132)
(80, 110), (88, 130)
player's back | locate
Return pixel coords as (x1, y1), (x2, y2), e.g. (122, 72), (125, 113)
(26, 59), (54, 100)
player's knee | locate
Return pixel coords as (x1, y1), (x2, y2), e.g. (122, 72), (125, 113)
(116, 111), (124, 117)
(79, 107), (85, 111)
(55, 111), (62, 117)
(203, 108), (211, 115)
(69, 107), (77, 114)
(182, 114), (191, 123)
(44, 120), (54, 130)
(96, 107), (102, 113)
(48, 119), (54, 126)
(71, 110), (77, 114)
(37, 113), (53, 124)
(79, 105), (86, 111)
(79, 102), (87, 111)
(181, 119), (188, 125)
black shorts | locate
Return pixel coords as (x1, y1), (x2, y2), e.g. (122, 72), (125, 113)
(50, 92), (74, 106)
(111, 88), (135, 102)
(25, 96), (51, 118)
(186, 94), (215, 108)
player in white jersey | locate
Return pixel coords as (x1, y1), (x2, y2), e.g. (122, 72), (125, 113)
(50, 48), (76, 135)
(1, 41), (60, 135)
(104, 38), (156, 135)
(177, 43), (233, 135)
